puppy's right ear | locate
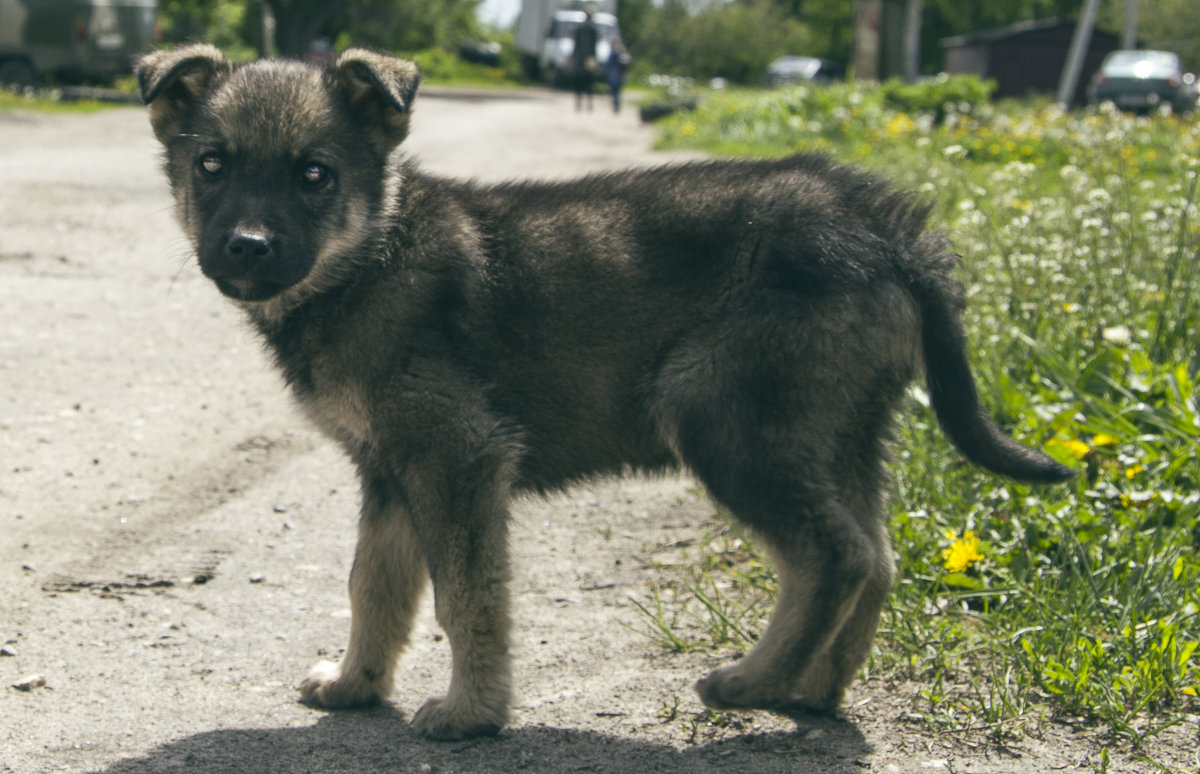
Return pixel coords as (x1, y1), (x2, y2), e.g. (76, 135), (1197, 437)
(137, 44), (232, 144)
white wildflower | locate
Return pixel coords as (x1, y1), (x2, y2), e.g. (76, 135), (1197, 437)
(943, 144), (968, 160)
(1102, 325), (1133, 346)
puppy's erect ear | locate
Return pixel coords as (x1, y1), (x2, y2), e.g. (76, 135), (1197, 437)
(333, 49), (422, 151)
(137, 44), (232, 145)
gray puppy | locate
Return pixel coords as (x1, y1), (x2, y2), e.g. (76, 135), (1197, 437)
(137, 45), (1071, 741)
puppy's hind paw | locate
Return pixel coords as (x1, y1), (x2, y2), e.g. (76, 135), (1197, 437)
(298, 660), (383, 709)
(411, 696), (505, 741)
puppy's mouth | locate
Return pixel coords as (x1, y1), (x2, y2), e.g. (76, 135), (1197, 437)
(212, 277), (291, 302)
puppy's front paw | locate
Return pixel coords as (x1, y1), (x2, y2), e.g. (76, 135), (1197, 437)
(695, 665), (785, 710)
(695, 667), (751, 710)
(298, 660), (383, 709)
(411, 696), (504, 741)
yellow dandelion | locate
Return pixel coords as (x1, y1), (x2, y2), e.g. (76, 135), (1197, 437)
(1125, 465), (1144, 479)
(1092, 433), (1117, 447)
(942, 530), (984, 573)
(885, 113), (916, 138)
(1048, 438), (1092, 459)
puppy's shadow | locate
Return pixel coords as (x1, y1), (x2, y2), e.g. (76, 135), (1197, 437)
(95, 705), (871, 773)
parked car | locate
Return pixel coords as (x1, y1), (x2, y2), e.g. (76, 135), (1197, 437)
(0, 0), (157, 89)
(765, 56), (844, 88)
(1087, 49), (1197, 114)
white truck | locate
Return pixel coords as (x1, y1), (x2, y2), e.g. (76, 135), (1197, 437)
(515, 0), (619, 86)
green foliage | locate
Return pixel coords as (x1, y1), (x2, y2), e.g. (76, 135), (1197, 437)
(158, 0), (258, 60)
(633, 0), (815, 85)
(652, 75), (1003, 158)
(399, 47), (519, 87)
(636, 83), (1200, 755)
(157, 0), (483, 61)
(625, 521), (775, 654)
(344, 0), (481, 55)
(878, 74), (996, 117)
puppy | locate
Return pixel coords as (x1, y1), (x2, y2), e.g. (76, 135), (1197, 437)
(137, 45), (1071, 740)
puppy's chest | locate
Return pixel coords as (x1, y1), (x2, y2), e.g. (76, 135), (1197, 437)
(296, 356), (373, 449)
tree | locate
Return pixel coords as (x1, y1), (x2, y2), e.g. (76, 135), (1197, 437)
(262, 0), (344, 57)
(157, 0), (484, 59)
(1098, 0), (1200, 71)
(924, 0), (1084, 34)
(634, 0), (815, 83)
(344, 0), (482, 54)
(773, 0), (856, 62)
(616, 0), (656, 48)
(920, 0), (1086, 73)
(158, 0), (254, 57)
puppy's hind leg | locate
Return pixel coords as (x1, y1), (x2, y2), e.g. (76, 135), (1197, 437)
(785, 516), (894, 712)
(683, 393), (901, 713)
(300, 479), (427, 709)
(693, 492), (879, 713)
(660, 375), (879, 712)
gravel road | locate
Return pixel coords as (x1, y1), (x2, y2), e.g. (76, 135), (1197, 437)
(0, 85), (1190, 774)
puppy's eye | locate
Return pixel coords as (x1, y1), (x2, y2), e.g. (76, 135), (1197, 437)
(301, 163), (330, 187)
(199, 153), (223, 176)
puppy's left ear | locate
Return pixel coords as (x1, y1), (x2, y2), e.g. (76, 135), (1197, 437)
(334, 49), (422, 151)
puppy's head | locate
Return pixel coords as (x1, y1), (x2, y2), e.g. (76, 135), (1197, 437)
(138, 45), (420, 308)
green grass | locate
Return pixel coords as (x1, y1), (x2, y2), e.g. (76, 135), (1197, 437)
(626, 517), (774, 654)
(631, 77), (1200, 763)
(0, 88), (122, 114)
(0, 75), (141, 113)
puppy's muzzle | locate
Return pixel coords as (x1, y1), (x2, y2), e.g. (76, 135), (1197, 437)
(201, 229), (309, 302)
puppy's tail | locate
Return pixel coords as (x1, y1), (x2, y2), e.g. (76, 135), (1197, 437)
(908, 237), (1074, 484)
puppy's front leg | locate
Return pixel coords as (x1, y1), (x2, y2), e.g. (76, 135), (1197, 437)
(406, 464), (513, 740)
(300, 480), (427, 708)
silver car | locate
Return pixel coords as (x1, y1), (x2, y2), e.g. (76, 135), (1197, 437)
(1087, 49), (1197, 114)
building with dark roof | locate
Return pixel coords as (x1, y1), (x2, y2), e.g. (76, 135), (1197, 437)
(942, 19), (1123, 105)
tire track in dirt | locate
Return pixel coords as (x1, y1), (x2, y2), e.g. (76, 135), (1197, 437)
(38, 428), (318, 596)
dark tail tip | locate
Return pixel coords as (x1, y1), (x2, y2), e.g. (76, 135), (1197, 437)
(948, 417), (1076, 483)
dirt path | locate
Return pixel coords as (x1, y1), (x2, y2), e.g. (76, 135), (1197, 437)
(0, 87), (1186, 773)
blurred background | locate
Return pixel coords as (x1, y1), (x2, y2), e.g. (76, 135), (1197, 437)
(0, 0), (1197, 104)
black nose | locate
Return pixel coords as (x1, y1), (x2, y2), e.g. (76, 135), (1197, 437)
(225, 232), (271, 259)
(226, 233), (273, 272)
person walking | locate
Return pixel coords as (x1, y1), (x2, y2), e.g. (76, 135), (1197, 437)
(604, 37), (630, 113)
(571, 5), (599, 112)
